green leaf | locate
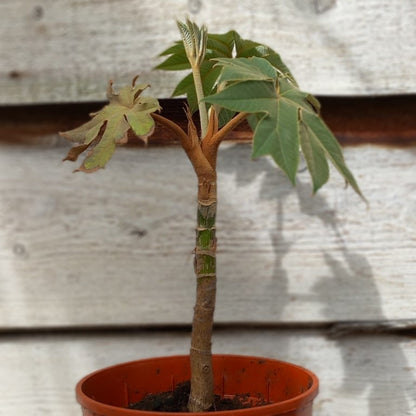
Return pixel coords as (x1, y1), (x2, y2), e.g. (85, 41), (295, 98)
(300, 110), (364, 197)
(203, 78), (300, 182)
(218, 108), (236, 127)
(60, 78), (160, 172)
(204, 60), (363, 197)
(212, 57), (277, 83)
(155, 52), (191, 71)
(277, 79), (320, 114)
(206, 31), (236, 56)
(233, 33), (298, 87)
(252, 100), (300, 183)
(299, 118), (330, 192)
(158, 41), (184, 57)
(203, 80), (276, 113)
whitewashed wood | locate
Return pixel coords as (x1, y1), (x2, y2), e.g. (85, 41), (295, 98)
(0, 0), (415, 104)
(0, 330), (415, 416)
(0, 143), (415, 327)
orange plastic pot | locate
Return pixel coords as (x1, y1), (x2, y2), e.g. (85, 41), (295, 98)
(76, 355), (319, 416)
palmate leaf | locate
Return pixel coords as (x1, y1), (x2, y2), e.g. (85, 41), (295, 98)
(204, 78), (300, 183)
(203, 57), (364, 197)
(60, 78), (160, 172)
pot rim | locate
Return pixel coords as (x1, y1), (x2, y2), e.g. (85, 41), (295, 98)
(76, 354), (319, 416)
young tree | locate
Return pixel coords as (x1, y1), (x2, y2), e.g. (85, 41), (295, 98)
(61, 19), (363, 412)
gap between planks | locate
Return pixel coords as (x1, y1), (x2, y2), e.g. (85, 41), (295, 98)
(1, 96), (416, 146)
(1, 320), (415, 339)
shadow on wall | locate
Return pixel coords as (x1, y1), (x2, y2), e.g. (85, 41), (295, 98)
(296, 183), (415, 415)
(218, 143), (415, 415)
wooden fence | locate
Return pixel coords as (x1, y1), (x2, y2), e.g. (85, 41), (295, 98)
(0, 1), (415, 415)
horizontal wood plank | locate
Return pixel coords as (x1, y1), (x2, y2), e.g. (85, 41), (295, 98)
(1, 329), (415, 415)
(1, 0), (415, 104)
(0, 143), (415, 328)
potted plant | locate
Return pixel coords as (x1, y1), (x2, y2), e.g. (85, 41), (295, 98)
(60, 19), (364, 415)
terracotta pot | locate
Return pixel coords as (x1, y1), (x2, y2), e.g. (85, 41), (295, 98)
(76, 355), (319, 416)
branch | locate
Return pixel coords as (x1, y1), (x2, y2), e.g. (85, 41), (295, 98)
(201, 112), (248, 169)
(184, 111), (217, 204)
(152, 112), (215, 202)
(151, 113), (189, 147)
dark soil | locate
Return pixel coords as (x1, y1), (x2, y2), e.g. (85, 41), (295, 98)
(129, 381), (269, 412)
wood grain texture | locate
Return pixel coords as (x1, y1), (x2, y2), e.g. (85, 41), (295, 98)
(1, 329), (415, 416)
(0, 0), (415, 104)
(0, 143), (415, 328)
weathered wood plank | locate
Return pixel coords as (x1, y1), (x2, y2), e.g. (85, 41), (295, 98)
(0, 143), (415, 327)
(1, 330), (415, 415)
(1, 0), (415, 104)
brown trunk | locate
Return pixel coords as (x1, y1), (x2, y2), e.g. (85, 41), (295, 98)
(150, 111), (247, 412)
(188, 178), (217, 412)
